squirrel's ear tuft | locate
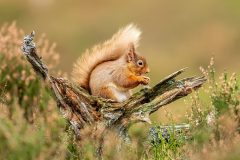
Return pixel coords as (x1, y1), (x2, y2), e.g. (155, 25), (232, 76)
(127, 43), (136, 62)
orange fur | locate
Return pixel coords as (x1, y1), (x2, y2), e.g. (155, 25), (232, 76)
(72, 24), (150, 102)
(72, 24), (141, 89)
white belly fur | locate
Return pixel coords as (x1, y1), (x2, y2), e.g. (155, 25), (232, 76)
(108, 83), (129, 102)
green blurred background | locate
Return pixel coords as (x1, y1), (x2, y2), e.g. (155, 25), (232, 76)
(1, 0), (240, 122)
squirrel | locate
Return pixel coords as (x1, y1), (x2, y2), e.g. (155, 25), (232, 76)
(71, 24), (150, 102)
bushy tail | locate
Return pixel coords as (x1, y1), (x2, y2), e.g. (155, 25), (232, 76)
(71, 24), (141, 89)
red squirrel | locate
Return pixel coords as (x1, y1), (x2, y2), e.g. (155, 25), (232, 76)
(72, 24), (150, 102)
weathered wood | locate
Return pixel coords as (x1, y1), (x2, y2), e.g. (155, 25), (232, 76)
(21, 31), (206, 148)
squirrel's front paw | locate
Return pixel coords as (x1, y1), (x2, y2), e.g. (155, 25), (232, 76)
(140, 76), (150, 85)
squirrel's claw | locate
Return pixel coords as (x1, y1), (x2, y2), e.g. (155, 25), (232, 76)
(141, 76), (150, 85)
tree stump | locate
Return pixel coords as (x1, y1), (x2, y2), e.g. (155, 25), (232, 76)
(21, 31), (206, 157)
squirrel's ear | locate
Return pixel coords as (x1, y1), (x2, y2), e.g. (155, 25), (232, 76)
(127, 43), (136, 62)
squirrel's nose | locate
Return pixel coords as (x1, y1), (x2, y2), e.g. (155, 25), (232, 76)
(146, 68), (150, 73)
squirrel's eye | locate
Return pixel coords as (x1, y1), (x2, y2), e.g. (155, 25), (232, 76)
(137, 60), (144, 66)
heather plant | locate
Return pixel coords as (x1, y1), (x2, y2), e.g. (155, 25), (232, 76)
(201, 57), (239, 116)
(0, 102), (68, 160)
(144, 58), (240, 160)
(184, 58), (240, 159)
(0, 22), (59, 122)
(0, 22), (71, 160)
(146, 124), (187, 160)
